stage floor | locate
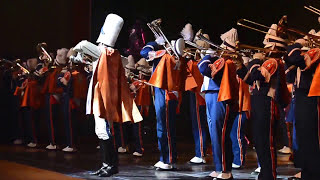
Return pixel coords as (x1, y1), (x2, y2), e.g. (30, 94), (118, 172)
(0, 143), (299, 180)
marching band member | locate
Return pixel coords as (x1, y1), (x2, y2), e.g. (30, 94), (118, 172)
(131, 58), (152, 157)
(42, 48), (69, 150)
(198, 28), (239, 179)
(87, 14), (142, 177)
(140, 37), (187, 170)
(285, 35), (320, 179)
(245, 24), (290, 180)
(230, 55), (251, 169)
(181, 23), (208, 164)
(56, 59), (75, 152)
(112, 56), (137, 154)
(14, 58), (44, 148)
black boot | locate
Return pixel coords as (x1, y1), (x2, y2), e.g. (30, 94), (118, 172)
(99, 137), (119, 177)
(90, 139), (109, 175)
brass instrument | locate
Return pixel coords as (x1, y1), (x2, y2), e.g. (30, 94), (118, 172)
(236, 43), (287, 55)
(147, 19), (180, 59)
(37, 42), (53, 63)
(304, 5), (320, 16)
(194, 29), (225, 50)
(15, 60), (30, 74)
(237, 18), (320, 47)
(0, 58), (30, 74)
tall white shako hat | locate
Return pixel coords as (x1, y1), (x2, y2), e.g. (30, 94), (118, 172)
(220, 28), (238, 52)
(97, 14), (124, 47)
(263, 24), (287, 49)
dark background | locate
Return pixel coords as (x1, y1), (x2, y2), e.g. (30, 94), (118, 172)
(1, 0), (320, 144)
(1, 0), (320, 60)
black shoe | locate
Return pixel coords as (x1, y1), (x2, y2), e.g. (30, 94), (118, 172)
(89, 165), (108, 176)
(98, 166), (119, 177)
(287, 177), (301, 180)
(213, 177), (233, 180)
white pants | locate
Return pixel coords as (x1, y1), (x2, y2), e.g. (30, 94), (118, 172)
(94, 114), (111, 140)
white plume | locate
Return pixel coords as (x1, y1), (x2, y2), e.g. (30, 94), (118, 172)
(220, 28), (238, 44)
(180, 23), (194, 41)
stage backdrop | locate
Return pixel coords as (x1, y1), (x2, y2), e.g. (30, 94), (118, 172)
(0, 0), (91, 60)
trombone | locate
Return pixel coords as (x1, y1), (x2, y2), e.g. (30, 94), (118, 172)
(147, 19), (180, 59)
(194, 29), (225, 50)
(304, 5), (320, 16)
(237, 18), (320, 47)
(236, 43), (287, 55)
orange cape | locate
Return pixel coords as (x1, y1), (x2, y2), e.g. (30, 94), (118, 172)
(41, 67), (63, 94)
(238, 78), (250, 112)
(71, 70), (88, 99)
(187, 60), (204, 93)
(148, 54), (197, 92)
(15, 79), (44, 109)
(308, 63), (320, 96)
(90, 49), (133, 123)
(134, 80), (151, 106)
(217, 59), (239, 103)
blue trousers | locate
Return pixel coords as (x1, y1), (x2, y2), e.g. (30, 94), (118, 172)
(133, 122), (144, 153)
(189, 91), (207, 158)
(154, 87), (177, 164)
(45, 94), (58, 145)
(62, 93), (76, 147)
(205, 91), (235, 172)
(21, 107), (38, 144)
(133, 106), (145, 153)
(113, 122), (128, 148)
(230, 111), (247, 166)
(286, 97), (297, 151)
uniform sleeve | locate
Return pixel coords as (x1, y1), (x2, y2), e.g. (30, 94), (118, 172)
(236, 65), (248, 80)
(197, 55), (215, 78)
(285, 43), (306, 69)
(247, 59), (265, 82)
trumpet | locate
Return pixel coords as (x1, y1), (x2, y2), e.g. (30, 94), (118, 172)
(147, 19), (180, 59)
(37, 42), (53, 63)
(237, 18), (320, 47)
(304, 5), (320, 16)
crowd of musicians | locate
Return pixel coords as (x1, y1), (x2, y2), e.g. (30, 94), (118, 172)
(1, 11), (320, 180)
